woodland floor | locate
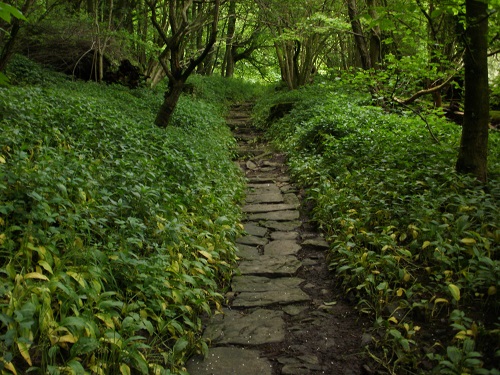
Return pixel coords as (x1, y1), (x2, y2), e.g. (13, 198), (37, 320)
(186, 103), (378, 375)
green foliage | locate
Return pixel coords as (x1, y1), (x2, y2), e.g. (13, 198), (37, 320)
(255, 79), (500, 374)
(0, 61), (245, 373)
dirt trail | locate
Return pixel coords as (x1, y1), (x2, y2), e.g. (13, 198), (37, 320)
(187, 103), (373, 375)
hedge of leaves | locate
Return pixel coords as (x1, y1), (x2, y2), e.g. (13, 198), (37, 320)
(255, 81), (500, 374)
(0, 58), (248, 374)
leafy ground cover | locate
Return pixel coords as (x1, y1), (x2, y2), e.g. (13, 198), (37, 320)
(254, 81), (500, 374)
(0, 57), (261, 374)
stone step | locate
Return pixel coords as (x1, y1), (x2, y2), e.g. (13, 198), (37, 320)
(203, 308), (285, 345)
(187, 347), (272, 375)
(238, 255), (302, 276)
(243, 203), (298, 213)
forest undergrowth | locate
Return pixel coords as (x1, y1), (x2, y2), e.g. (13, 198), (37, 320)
(0, 56), (263, 374)
(253, 81), (500, 374)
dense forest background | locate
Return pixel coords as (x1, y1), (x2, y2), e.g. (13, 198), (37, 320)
(1, 0), (499, 374)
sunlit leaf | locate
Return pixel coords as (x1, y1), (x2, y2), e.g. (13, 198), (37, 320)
(24, 272), (49, 281)
(448, 284), (461, 301)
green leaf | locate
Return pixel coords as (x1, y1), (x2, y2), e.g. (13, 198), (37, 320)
(0, 2), (27, 23)
(173, 337), (189, 354)
(446, 346), (462, 364)
(448, 284), (461, 301)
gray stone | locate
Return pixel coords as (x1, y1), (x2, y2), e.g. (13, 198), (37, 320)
(247, 184), (281, 195)
(236, 244), (260, 260)
(302, 258), (319, 266)
(260, 167), (276, 172)
(245, 193), (284, 204)
(238, 255), (302, 277)
(186, 347), (272, 375)
(270, 231), (299, 240)
(243, 223), (267, 237)
(283, 193), (300, 206)
(232, 288), (310, 307)
(203, 309), (285, 345)
(243, 203), (297, 213)
(249, 210), (300, 221)
(231, 276), (304, 292)
(282, 305), (309, 316)
(261, 221), (302, 231)
(301, 237), (329, 249)
(236, 235), (268, 246)
(264, 240), (301, 256)
(248, 177), (275, 183)
(246, 160), (258, 170)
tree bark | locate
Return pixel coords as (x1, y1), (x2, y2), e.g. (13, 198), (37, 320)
(0, 0), (34, 73)
(155, 81), (184, 127)
(456, 0), (489, 182)
(223, 0), (236, 77)
(347, 0), (371, 69)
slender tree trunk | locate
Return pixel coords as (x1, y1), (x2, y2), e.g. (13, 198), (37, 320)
(456, 0), (489, 182)
(367, 0), (381, 68)
(155, 80), (184, 127)
(347, 0), (371, 69)
(223, 0), (237, 77)
(0, 0), (35, 73)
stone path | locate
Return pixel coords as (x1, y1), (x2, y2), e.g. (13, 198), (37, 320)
(186, 103), (369, 375)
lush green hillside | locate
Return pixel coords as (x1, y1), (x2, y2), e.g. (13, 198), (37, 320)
(0, 57), (260, 374)
(254, 81), (500, 374)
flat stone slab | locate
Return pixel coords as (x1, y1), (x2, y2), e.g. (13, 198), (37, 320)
(236, 235), (268, 246)
(243, 203), (297, 213)
(238, 255), (302, 276)
(264, 240), (301, 256)
(247, 184), (281, 195)
(204, 309), (285, 345)
(243, 223), (268, 237)
(236, 244), (260, 260)
(186, 347), (272, 375)
(271, 231), (299, 240)
(249, 210), (300, 221)
(233, 289), (311, 307)
(302, 238), (329, 249)
(245, 193), (284, 204)
(284, 193), (300, 206)
(261, 220), (302, 231)
(232, 275), (304, 292)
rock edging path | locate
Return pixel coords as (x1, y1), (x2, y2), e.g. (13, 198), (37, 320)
(187, 103), (370, 375)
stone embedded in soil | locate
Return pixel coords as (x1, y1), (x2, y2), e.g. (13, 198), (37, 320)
(245, 192), (284, 204)
(247, 184), (281, 195)
(186, 347), (272, 375)
(264, 240), (301, 256)
(238, 255), (302, 276)
(249, 210), (300, 221)
(282, 305), (309, 316)
(231, 275), (304, 292)
(246, 160), (258, 170)
(243, 203), (297, 213)
(261, 220), (302, 231)
(236, 244), (260, 260)
(203, 308), (285, 345)
(243, 222), (268, 237)
(271, 231), (299, 240)
(236, 235), (268, 246)
(301, 238), (330, 249)
(232, 288), (311, 307)
(283, 193), (300, 206)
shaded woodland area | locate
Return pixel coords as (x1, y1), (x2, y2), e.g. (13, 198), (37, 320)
(1, 0), (499, 374)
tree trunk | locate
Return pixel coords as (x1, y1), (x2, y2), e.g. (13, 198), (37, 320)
(0, 0), (34, 73)
(347, 0), (371, 69)
(456, 0), (489, 182)
(223, 0), (237, 77)
(155, 80), (184, 127)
